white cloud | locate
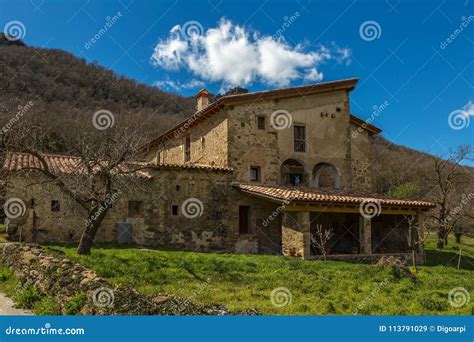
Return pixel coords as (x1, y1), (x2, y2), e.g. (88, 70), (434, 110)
(151, 19), (351, 88)
(153, 78), (205, 91)
(463, 101), (474, 115)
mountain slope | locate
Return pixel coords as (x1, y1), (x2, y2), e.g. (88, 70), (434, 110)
(0, 35), (194, 147)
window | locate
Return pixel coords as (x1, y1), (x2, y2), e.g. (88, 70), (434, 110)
(176, 185), (181, 192)
(294, 124), (306, 152)
(128, 201), (143, 218)
(51, 200), (60, 212)
(250, 166), (261, 182)
(171, 205), (179, 216)
(239, 206), (250, 234)
(184, 137), (191, 162)
(30, 198), (36, 209)
(257, 116), (265, 130)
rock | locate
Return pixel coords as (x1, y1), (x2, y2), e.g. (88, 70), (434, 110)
(153, 296), (170, 305)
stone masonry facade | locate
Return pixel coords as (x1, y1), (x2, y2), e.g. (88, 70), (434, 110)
(4, 79), (434, 260)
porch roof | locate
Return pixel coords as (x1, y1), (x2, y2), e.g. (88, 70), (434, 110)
(234, 183), (435, 209)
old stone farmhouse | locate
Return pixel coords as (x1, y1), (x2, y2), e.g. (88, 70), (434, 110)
(3, 78), (435, 261)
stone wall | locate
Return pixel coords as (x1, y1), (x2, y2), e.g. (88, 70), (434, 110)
(0, 243), (229, 315)
(227, 91), (357, 188)
(145, 113), (229, 168)
(350, 123), (374, 191)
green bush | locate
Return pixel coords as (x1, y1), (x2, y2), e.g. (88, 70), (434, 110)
(13, 286), (43, 309)
(64, 293), (88, 315)
(34, 296), (62, 315)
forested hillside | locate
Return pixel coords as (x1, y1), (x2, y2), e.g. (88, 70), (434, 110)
(0, 34), (194, 150)
(0, 35), (472, 237)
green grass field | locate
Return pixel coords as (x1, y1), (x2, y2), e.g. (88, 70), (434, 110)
(49, 234), (474, 315)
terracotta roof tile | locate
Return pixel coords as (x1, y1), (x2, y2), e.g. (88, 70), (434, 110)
(235, 183), (435, 209)
(3, 152), (232, 176)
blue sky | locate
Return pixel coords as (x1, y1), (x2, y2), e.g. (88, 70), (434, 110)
(1, 0), (473, 164)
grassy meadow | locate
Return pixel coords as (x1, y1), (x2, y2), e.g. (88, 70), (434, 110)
(43, 234), (474, 315)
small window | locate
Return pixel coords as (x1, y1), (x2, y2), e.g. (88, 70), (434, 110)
(171, 205), (179, 216)
(128, 201), (143, 218)
(157, 151), (162, 163)
(30, 198), (36, 209)
(51, 200), (60, 212)
(184, 137), (191, 162)
(294, 124), (306, 152)
(176, 185), (181, 192)
(257, 116), (265, 130)
(250, 166), (261, 182)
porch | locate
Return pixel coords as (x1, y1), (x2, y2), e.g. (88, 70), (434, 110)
(234, 183), (435, 264)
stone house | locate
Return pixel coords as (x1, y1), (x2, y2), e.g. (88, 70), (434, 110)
(3, 78), (435, 261)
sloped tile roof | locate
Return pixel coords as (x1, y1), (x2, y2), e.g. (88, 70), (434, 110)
(3, 152), (232, 176)
(235, 183), (435, 209)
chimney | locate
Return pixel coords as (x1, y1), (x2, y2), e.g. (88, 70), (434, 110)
(195, 88), (209, 111)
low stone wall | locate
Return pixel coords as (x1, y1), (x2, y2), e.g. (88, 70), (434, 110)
(0, 243), (241, 315)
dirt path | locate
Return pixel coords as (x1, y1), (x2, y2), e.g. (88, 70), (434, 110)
(0, 292), (32, 315)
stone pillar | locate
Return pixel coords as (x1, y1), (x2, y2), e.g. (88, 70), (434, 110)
(281, 211), (311, 259)
(359, 216), (372, 254)
(414, 211), (426, 265)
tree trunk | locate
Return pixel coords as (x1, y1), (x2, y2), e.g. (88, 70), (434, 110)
(437, 229), (445, 249)
(77, 206), (108, 255)
(455, 233), (462, 244)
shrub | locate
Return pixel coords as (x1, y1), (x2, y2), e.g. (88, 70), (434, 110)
(13, 287), (43, 309)
(64, 294), (88, 315)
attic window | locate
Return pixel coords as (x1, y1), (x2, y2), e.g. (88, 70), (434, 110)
(257, 116), (265, 130)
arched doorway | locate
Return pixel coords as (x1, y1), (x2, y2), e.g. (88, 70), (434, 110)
(312, 163), (340, 188)
(280, 159), (306, 186)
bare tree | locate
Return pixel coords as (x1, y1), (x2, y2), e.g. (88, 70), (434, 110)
(310, 224), (334, 259)
(424, 145), (473, 249)
(3, 111), (150, 255)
